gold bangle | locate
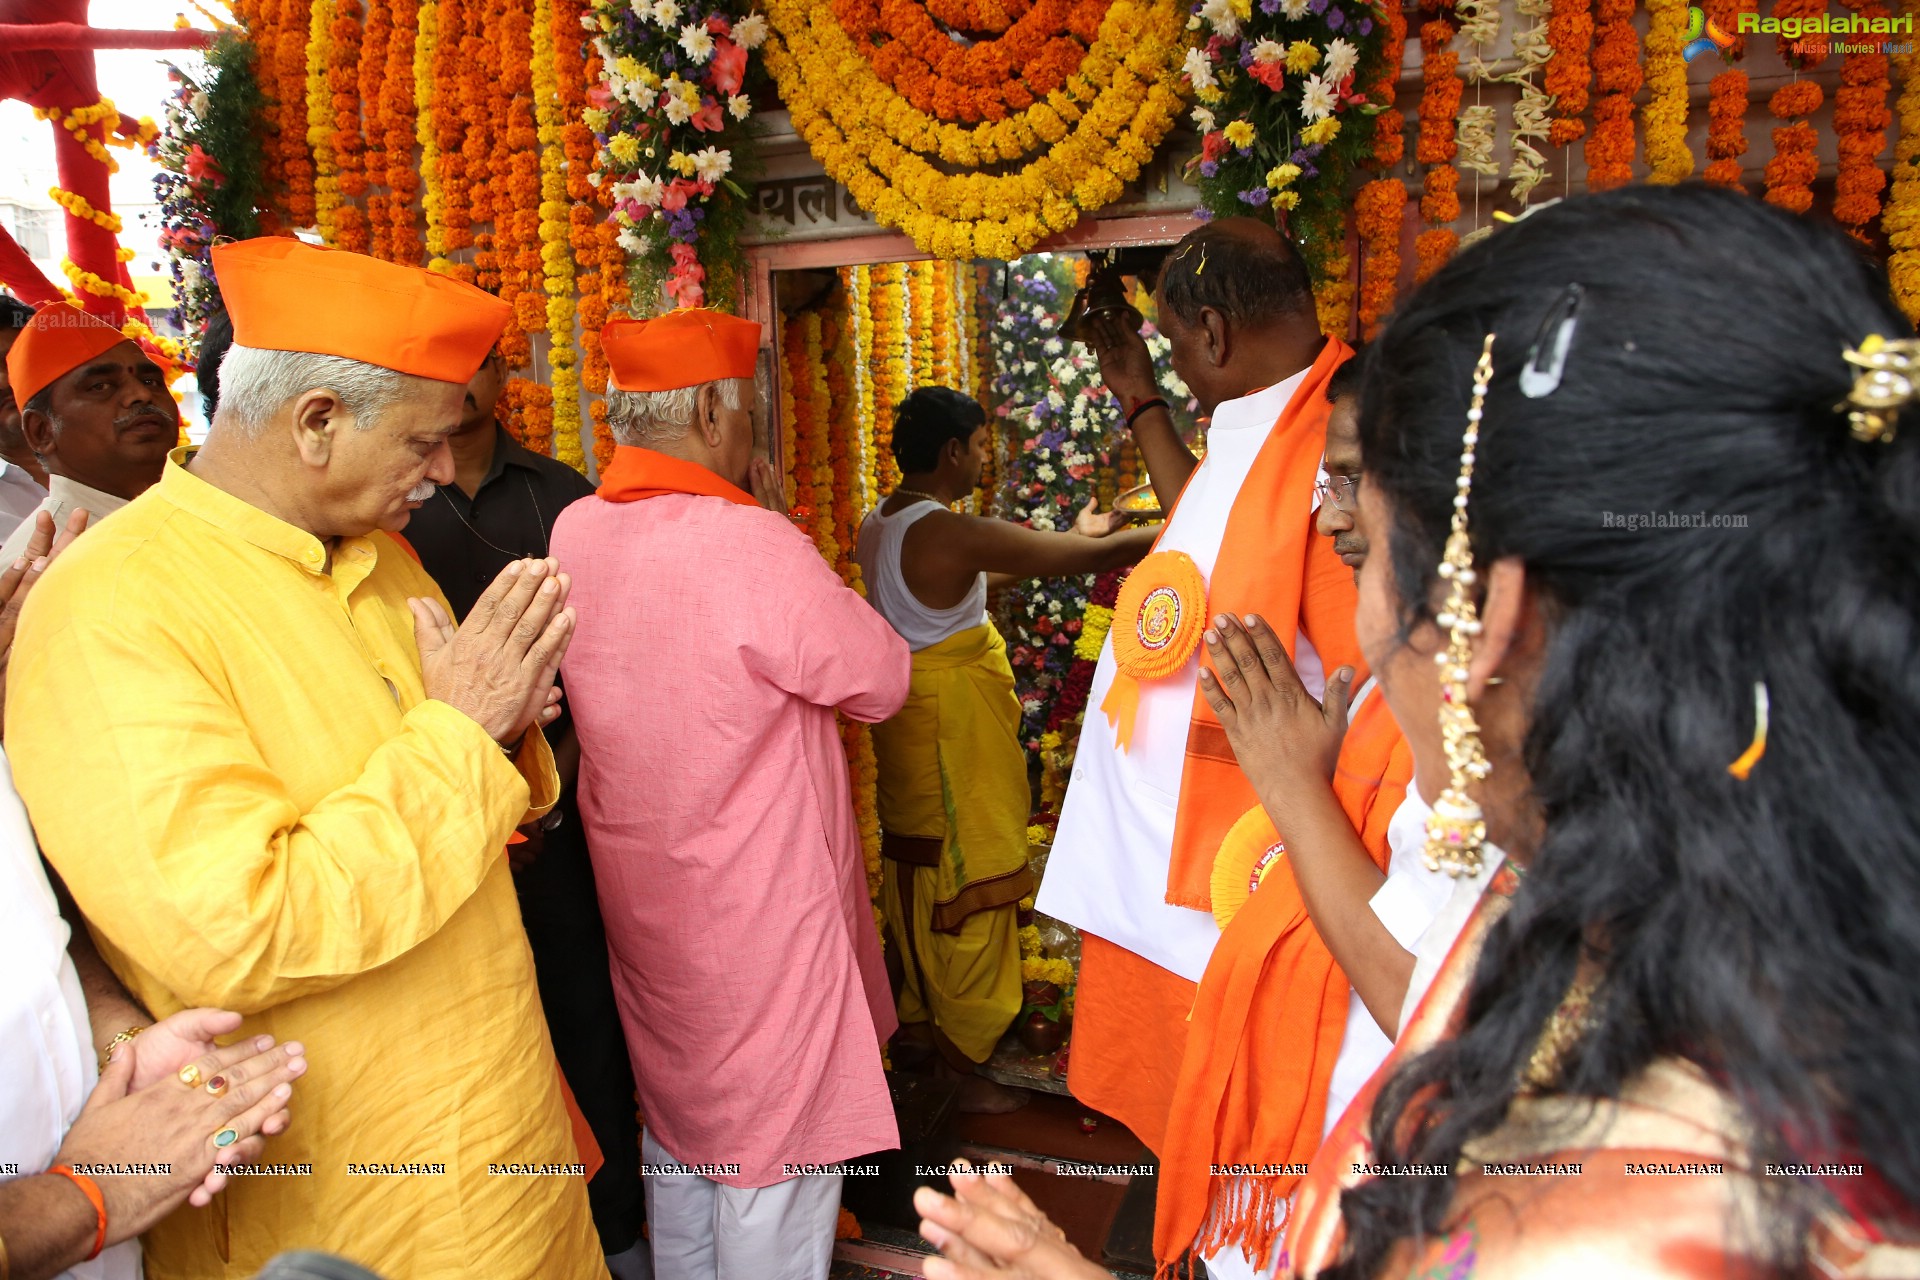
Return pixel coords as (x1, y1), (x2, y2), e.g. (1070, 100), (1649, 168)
(98, 1025), (145, 1073)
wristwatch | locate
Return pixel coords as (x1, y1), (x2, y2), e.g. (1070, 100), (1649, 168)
(98, 1025), (145, 1072)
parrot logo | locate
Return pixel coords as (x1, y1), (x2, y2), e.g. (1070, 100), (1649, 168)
(1684, 6), (1738, 60)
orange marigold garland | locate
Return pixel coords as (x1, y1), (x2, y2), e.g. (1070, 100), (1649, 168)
(1370, 0), (1410, 170)
(1765, 80), (1823, 213)
(1356, 177), (1406, 339)
(1834, 0), (1895, 237)
(1583, 0), (1639, 192)
(385, 0), (423, 262)
(434, 0), (477, 275)
(835, 0), (1105, 124)
(1545, 0), (1592, 147)
(1415, 0), (1462, 283)
(1885, 0), (1920, 320)
(277, 0), (318, 225)
(469, 0), (508, 293)
(359, 0), (393, 259)
(329, 0), (369, 253)
(1701, 0), (1753, 187)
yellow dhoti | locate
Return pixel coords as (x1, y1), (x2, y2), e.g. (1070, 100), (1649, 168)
(873, 623), (1034, 1064)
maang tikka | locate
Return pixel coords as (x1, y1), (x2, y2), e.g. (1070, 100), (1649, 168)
(1422, 333), (1497, 879)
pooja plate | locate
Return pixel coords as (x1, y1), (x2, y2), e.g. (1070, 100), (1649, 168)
(1114, 482), (1162, 520)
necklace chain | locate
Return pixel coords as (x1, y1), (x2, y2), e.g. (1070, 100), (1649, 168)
(892, 487), (950, 507)
(435, 470), (549, 559)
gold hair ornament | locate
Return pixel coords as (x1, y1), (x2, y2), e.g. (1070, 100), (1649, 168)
(1841, 333), (1919, 443)
(1423, 333), (1497, 880)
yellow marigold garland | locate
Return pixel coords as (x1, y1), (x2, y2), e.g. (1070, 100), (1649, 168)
(48, 187), (122, 234)
(1886, 0), (1920, 320)
(61, 259), (146, 309)
(870, 264), (907, 493)
(306, 0), (340, 242)
(910, 263), (935, 389)
(1641, 0), (1694, 184)
(416, 0), (448, 268)
(533, 0), (582, 468)
(764, 0), (1187, 259)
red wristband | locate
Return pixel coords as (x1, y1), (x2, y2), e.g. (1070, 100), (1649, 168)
(47, 1165), (107, 1261)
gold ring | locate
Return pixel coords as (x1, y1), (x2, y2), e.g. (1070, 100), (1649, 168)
(204, 1074), (229, 1099)
(178, 1064), (203, 1088)
(212, 1127), (239, 1149)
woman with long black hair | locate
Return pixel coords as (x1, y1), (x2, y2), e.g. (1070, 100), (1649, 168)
(910, 185), (1920, 1277)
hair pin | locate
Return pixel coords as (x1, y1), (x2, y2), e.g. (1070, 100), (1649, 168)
(1196, 245), (1208, 276)
(1727, 681), (1769, 780)
(1840, 333), (1918, 443)
(1519, 282), (1583, 400)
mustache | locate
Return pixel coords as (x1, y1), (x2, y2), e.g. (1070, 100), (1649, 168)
(406, 479), (438, 502)
(116, 404), (172, 428)
(1333, 534), (1368, 558)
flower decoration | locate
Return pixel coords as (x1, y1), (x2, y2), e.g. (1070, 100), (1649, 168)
(1834, 0), (1895, 239)
(1765, 80), (1823, 214)
(1583, 0), (1640, 192)
(587, 0), (760, 310)
(1181, 0), (1387, 335)
(1641, 0), (1695, 183)
(1414, 0), (1461, 283)
(1545, 0), (1592, 146)
(1885, 3), (1920, 320)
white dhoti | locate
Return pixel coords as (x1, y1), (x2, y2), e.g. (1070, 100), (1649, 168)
(642, 1130), (844, 1280)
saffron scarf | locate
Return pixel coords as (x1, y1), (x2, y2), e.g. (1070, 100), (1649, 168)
(596, 445), (758, 506)
(1153, 692), (1414, 1275)
(1163, 338), (1367, 912)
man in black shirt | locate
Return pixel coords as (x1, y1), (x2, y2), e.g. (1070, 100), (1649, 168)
(405, 348), (648, 1280)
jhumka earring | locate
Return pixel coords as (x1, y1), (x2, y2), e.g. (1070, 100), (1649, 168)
(1422, 333), (1497, 880)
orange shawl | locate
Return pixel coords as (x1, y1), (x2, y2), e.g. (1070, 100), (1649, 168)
(1154, 691), (1414, 1275)
(1164, 338), (1366, 912)
(597, 444), (758, 506)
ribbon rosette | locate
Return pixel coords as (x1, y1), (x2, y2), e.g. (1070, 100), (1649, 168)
(1208, 805), (1289, 930)
(1100, 549), (1208, 750)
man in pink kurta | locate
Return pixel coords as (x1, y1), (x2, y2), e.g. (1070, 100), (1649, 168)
(552, 309), (909, 1280)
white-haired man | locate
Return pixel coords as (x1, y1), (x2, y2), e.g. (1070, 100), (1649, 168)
(6, 238), (608, 1279)
(552, 309), (909, 1280)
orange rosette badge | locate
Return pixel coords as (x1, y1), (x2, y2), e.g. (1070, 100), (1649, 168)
(1101, 549), (1208, 751)
(1210, 805), (1289, 930)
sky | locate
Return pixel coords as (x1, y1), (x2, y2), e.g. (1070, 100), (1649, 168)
(2, 1), (228, 209)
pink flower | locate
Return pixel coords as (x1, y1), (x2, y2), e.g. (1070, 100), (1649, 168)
(707, 14), (731, 33)
(710, 38), (748, 94)
(658, 182), (692, 212)
(690, 100), (725, 132)
(587, 84), (613, 108)
(1202, 131), (1228, 162)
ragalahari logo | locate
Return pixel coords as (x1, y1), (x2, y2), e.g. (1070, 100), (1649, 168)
(1683, 5), (1737, 61)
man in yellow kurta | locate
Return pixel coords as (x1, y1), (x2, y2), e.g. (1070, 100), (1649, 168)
(4, 238), (606, 1280)
(854, 387), (1153, 1111)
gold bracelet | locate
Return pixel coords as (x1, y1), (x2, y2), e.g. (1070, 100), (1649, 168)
(98, 1025), (145, 1073)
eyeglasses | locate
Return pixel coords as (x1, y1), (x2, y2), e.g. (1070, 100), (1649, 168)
(1315, 473), (1361, 511)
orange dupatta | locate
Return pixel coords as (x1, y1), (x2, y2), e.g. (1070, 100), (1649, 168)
(596, 444), (758, 506)
(1164, 338), (1366, 912)
(1153, 692), (1414, 1275)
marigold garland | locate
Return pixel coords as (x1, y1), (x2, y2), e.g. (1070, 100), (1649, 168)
(1641, 0), (1694, 183)
(416, 0), (448, 266)
(1583, 0), (1640, 191)
(1415, 2), (1461, 283)
(48, 186), (123, 234)
(1545, 0), (1592, 146)
(835, 0), (1105, 123)
(1356, 177), (1406, 339)
(1700, 0), (1753, 188)
(870, 263), (908, 493)
(329, 0), (369, 253)
(1765, 81), (1823, 213)
(764, 0), (1187, 259)
(305, 0), (340, 241)
(1885, 0), (1920, 320)
(1371, 0), (1410, 170)
(469, 0), (509, 295)
(1834, 0), (1895, 238)
(385, 0), (423, 262)
(360, 0), (393, 259)
(532, 0), (581, 466)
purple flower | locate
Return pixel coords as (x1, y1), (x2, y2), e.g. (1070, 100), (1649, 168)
(1325, 5), (1344, 26)
(1192, 207), (1214, 222)
(1260, 0), (1282, 12)
(1199, 159), (1220, 178)
(1239, 187), (1271, 206)
(1308, 0), (1328, 11)
(1358, 15), (1373, 33)
(1290, 147), (1309, 165)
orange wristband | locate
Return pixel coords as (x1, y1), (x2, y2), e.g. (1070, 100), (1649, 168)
(46, 1165), (107, 1261)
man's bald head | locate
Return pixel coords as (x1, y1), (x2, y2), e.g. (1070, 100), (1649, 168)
(1156, 218), (1315, 333)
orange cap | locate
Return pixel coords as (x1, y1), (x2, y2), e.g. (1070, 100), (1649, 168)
(212, 237), (511, 383)
(5, 302), (134, 409)
(602, 308), (761, 393)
